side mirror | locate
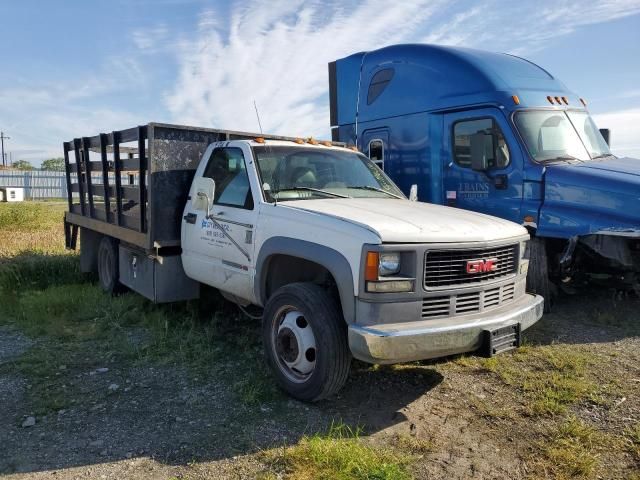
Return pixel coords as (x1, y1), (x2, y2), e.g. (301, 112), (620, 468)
(409, 184), (418, 202)
(470, 132), (491, 171)
(599, 128), (610, 146)
(193, 177), (215, 217)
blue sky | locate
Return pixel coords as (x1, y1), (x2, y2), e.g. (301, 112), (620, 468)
(1, 0), (639, 166)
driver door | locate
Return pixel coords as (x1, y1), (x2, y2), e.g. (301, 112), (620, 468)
(442, 108), (523, 223)
(182, 146), (258, 302)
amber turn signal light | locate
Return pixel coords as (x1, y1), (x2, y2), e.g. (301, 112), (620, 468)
(365, 252), (379, 281)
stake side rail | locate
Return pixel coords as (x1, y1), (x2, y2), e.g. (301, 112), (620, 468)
(63, 126), (148, 248)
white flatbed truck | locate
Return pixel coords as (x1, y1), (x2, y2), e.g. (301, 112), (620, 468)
(63, 123), (543, 401)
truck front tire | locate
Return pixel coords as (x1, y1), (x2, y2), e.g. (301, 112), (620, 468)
(526, 237), (553, 313)
(262, 282), (351, 402)
(97, 236), (124, 295)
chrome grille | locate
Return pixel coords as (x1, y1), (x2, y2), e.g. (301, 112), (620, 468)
(424, 244), (518, 289)
(421, 282), (516, 319)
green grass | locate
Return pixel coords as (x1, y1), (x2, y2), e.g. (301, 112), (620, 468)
(0, 202), (68, 257)
(474, 345), (599, 416)
(539, 417), (619, 480)
(624, 423), (640, 460)
(263, 422), (413, 480)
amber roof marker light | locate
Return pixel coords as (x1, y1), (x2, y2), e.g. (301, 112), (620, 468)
(511, 95), (520, 105)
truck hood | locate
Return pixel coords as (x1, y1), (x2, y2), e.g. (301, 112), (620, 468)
(540, 156), (640, 237)
(573, 156), (640, 177)
(283, 198), (527, 243)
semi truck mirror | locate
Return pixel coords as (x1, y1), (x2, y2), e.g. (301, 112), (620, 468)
(470, 133), (490, 171)
(409, 184), (418, 201)
(599, 128), (611, 146)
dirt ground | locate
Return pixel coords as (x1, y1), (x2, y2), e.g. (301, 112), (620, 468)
(1, 287), (639, 480)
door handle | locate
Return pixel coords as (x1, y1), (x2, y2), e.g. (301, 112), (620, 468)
(493, 174), (508, 190)
(183, 212), (197, 224)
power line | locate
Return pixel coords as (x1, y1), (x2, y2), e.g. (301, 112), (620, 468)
(0, 132), (10, 167)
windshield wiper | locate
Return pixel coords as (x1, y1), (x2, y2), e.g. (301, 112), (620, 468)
(346, 185), (404, 199)
(272, 187), (349, 198)
(591, 153), (614, 160)
(543, 155), (583, 164)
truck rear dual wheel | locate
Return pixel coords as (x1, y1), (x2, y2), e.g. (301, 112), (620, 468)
(262, 283), (351, 402)
(526, 237), (553, 313)
(97, 237), (125, 295)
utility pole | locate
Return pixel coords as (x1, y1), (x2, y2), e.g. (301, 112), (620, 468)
(0, 132), (10, 167)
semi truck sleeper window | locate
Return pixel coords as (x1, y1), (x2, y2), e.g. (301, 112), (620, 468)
(453, 118), (510, 169)
(367, 69), (394, 105)
(203, 147), (254, 210)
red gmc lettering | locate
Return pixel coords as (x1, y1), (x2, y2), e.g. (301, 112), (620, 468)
(465, 258), (498, 274)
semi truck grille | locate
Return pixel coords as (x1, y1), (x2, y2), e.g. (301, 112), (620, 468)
(424, 244), (518, 288)
(421, 282), (516, 319)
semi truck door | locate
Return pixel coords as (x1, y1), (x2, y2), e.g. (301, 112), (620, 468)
(361, 129), (389, 173)
(442, 108), (523, 223)
(182, 146), (258, 302)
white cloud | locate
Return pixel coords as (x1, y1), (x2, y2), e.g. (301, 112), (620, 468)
(0, 57), (148, 166)
(166, 0), (448, 137)
(165, 0), (640, 139)
(132, 24), (170, 53)
(592, 108), (640, 157)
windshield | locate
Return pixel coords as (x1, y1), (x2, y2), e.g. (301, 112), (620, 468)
(252, 146), (405, 202)
(566, 111), (611, 158)
(514, 110), (611, 162)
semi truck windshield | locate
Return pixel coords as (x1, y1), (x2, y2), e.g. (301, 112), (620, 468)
(253, 146), (405, 202)
(514, 110), (611, 162)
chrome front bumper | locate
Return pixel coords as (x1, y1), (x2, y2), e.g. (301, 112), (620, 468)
(348, 293), (544, 364)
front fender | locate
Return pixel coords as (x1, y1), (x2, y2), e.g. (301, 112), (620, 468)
(538, 203), (640, 239)
(255, 237), (356, 323)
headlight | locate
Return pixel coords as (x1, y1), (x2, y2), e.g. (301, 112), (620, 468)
(379, 252), (401, 276)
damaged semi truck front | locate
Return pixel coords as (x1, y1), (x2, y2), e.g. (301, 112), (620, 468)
(329, 44), (640, 309)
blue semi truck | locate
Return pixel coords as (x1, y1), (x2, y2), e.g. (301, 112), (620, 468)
(328, 44), (640, 310)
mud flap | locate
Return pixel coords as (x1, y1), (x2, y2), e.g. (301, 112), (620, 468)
(480, 324), (521, 357)
(64, 220), (78, 250)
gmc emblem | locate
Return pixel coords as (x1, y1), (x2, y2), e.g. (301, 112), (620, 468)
(466, 258), (498, 274)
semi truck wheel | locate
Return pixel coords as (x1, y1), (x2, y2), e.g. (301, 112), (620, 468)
(526, 237), (553, 312)
(262, 282), (351, 402)
(97, 236), (124, 295)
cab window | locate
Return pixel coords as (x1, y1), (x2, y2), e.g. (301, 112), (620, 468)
(368, 139), (384, 169)
(203, 147), (254, 209)
(453, 118), (510, 169)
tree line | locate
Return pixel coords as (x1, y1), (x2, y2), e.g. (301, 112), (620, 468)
(8, 158), (65, 171)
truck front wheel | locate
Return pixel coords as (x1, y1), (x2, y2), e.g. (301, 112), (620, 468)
(526, 237), (553, 313)
(262, 283), (351, 402)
